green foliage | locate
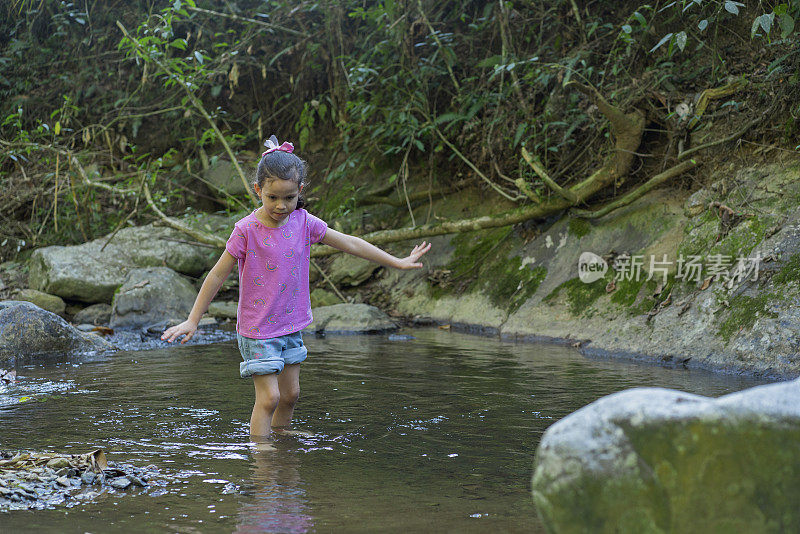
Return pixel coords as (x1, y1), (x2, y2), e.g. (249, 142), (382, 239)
(1, 0), (800, 260)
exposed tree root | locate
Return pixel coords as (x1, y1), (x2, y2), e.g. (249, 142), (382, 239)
(571, 159), (699, 219)
(687, 80), (747, 129)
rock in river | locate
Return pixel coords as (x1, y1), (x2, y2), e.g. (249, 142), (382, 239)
(110, 267), (197, 328)
(28, 223), (218, 303)
(72, 303), (112, 325)
(307, 303), (398, 335)
(531, 379), (800, 533)
(0, 301), (112, 365)
(12, 289), (66, 315)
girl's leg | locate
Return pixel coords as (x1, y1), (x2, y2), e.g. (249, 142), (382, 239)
(251, 373), (280, 438)
(272, 363), (301, 429)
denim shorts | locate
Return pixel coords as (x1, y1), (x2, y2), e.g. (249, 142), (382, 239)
(237, 331), (308, 378)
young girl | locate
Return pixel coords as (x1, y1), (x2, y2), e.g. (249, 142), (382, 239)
(161, 136), (431, 439)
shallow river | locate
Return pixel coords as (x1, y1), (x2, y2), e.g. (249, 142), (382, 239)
(0, 329), (769, 533)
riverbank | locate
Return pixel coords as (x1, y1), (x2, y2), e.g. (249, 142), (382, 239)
(366, 158), (800, 379)
(4, 157), (800, 378)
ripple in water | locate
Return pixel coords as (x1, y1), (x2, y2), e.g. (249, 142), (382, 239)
(0, 329), (771, 532)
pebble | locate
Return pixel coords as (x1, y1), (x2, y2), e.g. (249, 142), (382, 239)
(55, 477), (70, 487)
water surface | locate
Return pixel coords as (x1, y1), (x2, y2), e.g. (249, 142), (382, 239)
(0, 329), (769, 532)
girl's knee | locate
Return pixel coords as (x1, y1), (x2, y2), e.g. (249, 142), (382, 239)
(253, 376), (281, 411)
(280, 386), (300, 406)
(254, 390), (280, 412)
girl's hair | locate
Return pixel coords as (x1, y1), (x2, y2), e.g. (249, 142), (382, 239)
(255, 148), (308, 209)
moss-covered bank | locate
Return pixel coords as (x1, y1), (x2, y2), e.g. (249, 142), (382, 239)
(365, 159), (800, 378)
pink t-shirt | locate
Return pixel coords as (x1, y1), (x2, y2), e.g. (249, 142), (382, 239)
(225, 208), (328, 339)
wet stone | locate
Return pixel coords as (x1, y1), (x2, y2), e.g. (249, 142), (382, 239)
(128, 475), (146, 487)
(109, 477), (131, 489)
(81, 471), (95, 484)
(46, 457), (70, 469)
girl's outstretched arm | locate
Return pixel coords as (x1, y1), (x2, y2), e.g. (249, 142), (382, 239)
(162, 251), (237, 344)
(321, 229), (431, 269)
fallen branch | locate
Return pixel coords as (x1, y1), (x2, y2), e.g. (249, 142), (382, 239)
(143, 181), (226, 248)
(678, 114), (765, 161)
(310, 260), (348, 303)
(688, 79), (747, 129)
(311, 196), (576, 257)
(433, 126), (524, 202)
(514, 177), (542, 203)
(571, 159), (700, 219)
(520, 147), (579, 204)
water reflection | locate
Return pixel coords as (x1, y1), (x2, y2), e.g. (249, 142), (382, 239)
(236, 442), (313, 534)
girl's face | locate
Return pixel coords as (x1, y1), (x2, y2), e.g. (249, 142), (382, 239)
(253, 179), (301, 228)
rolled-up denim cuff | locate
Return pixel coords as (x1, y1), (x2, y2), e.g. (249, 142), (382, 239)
(240, 358), (284, 378)
(283, 345), (308, 365)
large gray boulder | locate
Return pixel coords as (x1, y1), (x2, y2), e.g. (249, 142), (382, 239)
(13, 289), (66, 315)
(0, 301), (112, 364)
(203, 158), (250, 196)
(327, 254), (381, 287)
(307, 303), (398, 335)
(531, 380), (800, 533)
(110, 267), (197, 328)
(207, 300), (237, 319)
(28, 223), (219, 303)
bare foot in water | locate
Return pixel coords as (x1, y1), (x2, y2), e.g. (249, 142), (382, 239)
(272, 428), (315, 438)
(250, 439), (277, 452)
(253, 441), (276, 452)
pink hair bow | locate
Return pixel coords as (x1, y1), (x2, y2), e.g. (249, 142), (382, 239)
(262, 135), (294, 157)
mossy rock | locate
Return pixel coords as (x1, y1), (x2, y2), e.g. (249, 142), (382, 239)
(429, 227), (546, 314)
(532, 380), (800, 534)
(13, 289), (66, 315)
(310, 288), (341, 308)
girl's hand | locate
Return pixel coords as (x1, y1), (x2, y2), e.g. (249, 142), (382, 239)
(161, 320), (199, 344)
(396, 241), (432, 270)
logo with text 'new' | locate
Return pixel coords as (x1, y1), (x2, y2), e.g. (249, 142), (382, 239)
(578, 252), (608, 283)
